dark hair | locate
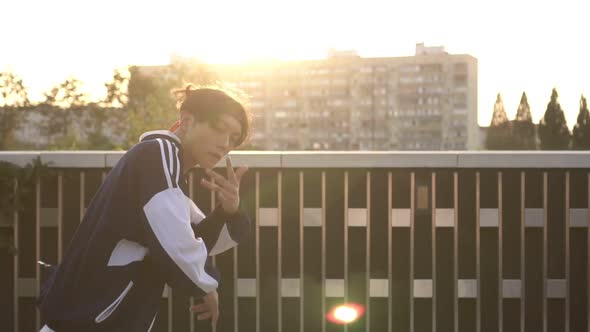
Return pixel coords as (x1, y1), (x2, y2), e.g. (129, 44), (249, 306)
(172, 84), (251, 147)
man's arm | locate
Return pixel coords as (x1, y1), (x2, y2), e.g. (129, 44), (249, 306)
(136, 139), (218, 297)
(190, 157), (250, 256)
(189, 201), (250, 256)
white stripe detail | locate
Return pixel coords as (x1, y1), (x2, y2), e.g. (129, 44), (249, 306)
(139, 130), (182, 145)
(156, 139), (172, 188)
(209, 223), (239, 256)
(95, 281), (134, 323)
(107, 239), (149, 267)
(143, 187), (218, 293)
(165, 140), (174, 179)
(39, 325), (55, 332)
(147, 313), (157, 332)
(188, 197), (206, 225)
(174, 144), (180, 185)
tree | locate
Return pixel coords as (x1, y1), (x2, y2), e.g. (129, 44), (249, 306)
(125, 66), (177, 148)
(0, 71), (30, 108)
(512, 92), (536, 149)
(572, 95), (590, 149)
(0, 71), (30, 150)
(485, 93), (513, 150)
(42, 77), (89, 147)
(124, 60), (217, 148)
(103, 68), (129, 108)
(538, 88), (571, 150)
(43, 77), (87, 109)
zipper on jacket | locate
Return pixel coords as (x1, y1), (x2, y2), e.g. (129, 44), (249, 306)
(94, 281), (134, 323)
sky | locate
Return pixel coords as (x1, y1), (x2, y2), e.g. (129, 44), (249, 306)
(2, 0), (590, 128)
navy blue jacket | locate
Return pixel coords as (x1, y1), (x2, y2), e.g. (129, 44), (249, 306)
(37, 130), (250, 332)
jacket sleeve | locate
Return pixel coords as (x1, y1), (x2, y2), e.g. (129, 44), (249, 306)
(188, 199), (250, 256)
(135, 139), (218, 297)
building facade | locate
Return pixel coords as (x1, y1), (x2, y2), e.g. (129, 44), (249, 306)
(141, 44), (478, 150)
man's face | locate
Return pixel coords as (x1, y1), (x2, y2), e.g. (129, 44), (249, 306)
(183, 113), (243, 169)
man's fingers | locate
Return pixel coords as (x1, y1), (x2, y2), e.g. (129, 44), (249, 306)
(197, 312), (212, 320)
(189, 303), (208, 312)
(226, 156), (237, 184)
(202, 178), (238, 198)
(235, 166), (249, 183)
(205, 169), (232, 188)
(212, 312), (219, 331)
(200, 178), (222, 192)
(216, 191), (225, 202)
(202, 179), (236, 200)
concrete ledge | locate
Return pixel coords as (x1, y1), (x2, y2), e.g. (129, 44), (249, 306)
(40, 151), (108, 168)
(105, 152), (124, 168)
(2, 151), (590, 169)
(281, 151), (457, 168)
(218, 151), (281, 168)
(458, 151), (590, 168)
(0, 152), (43, 167)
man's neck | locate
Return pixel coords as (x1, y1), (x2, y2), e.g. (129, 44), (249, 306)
(173, 128), (197, 174)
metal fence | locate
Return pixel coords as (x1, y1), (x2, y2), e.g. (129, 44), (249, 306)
(1, 151), (589, 332)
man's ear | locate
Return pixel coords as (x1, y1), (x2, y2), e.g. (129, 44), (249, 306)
(179, 111), (194, 129)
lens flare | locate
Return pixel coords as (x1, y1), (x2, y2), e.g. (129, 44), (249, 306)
(326, 303), (365, 324)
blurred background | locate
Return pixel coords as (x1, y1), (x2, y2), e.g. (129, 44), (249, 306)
(1, 0), (590, 151)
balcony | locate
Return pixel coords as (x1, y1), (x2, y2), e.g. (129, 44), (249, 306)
(1, 151), (589, 332)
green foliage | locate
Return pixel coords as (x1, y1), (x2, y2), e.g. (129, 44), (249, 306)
(538, 88), (571, 150)
(512, 92), (536, 150)
(486, 93), (513, 150)
(0, 71), (30, 150)
(124, 59), (217, 148)
(572, 95), (590, 149)
(103, 68), (129, 108)
(0, 157), (51, 254)
(43, 77), (87, 109)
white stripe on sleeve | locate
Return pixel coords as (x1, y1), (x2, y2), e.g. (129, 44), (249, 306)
(143, 187), (218, 293)
(156, 139), (172, 188)
(188, 197), (206, 225)
(174, 145), (180, 185)
(208, 224), (239, 256)
(165, 140), (174, 177)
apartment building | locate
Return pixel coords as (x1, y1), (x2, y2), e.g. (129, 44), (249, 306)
(139, 44), (478, 150)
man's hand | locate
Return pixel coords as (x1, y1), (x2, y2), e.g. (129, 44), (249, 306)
(190, 290), (219, 331)
(201, 156), (248, 214)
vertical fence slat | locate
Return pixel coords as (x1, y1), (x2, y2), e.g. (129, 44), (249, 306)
(387, 171), (392, 332)
(521, 172), (526, 332)
(344, 171), (348, 332)
(454, 172), (459, 332)
(543, 172), (548, 332)
(255, 171), (261, 332)
(79, 172), (85, 224)
(475, 172), (481, 332)
(57, 172), (63, 262)
(13, 178), (19, 332)
(278, 171), (283, 332)
(566, 172), (574, 332)
(322, 171), (326, 332)
(410, 172), (415, 332)
(431, 172), (437, 332)
(498, 172), (503, 332)
(35, 177), (41, 331)
(365, 171), (371, 332)
(299, 171), (304, 332)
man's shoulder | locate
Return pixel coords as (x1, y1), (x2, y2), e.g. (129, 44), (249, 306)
(125, 140), (161, 162)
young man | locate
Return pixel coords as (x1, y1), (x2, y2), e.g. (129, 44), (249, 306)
(37, 86), (252, 332)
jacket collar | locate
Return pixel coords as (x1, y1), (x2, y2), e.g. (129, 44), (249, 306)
(139, 130), (182, 146)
